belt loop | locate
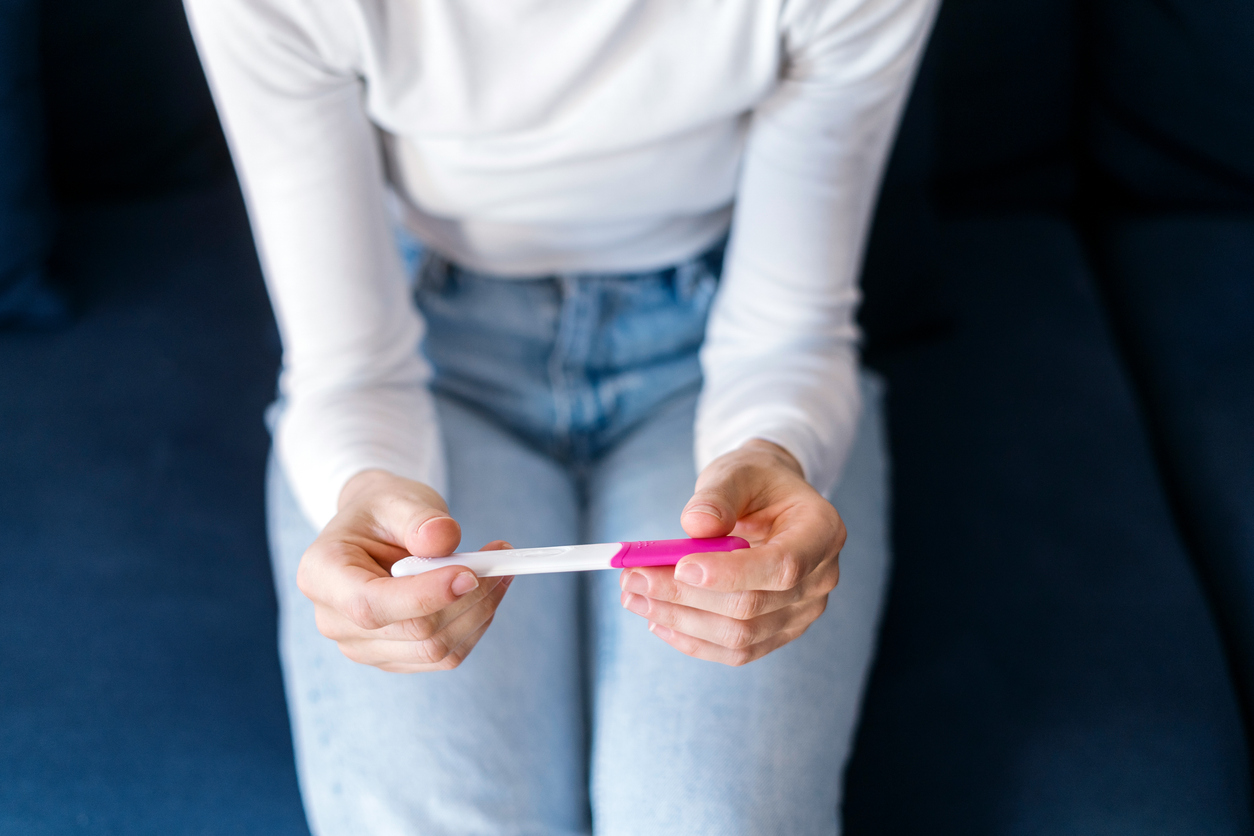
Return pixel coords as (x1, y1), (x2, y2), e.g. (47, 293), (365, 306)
(677, 234), (727, 302)
(676, 235), (727, 301)
(675, 259), (701, 301)
(701, 234), (729, 280)
(419, 251), (451, 294)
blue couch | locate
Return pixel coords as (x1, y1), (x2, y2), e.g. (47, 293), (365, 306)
(1, 0), (1250, 832)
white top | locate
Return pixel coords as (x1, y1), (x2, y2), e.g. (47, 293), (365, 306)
(186, 0), (937, 528)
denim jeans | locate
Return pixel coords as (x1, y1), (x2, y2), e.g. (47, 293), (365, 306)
(266, 244), (892, 835)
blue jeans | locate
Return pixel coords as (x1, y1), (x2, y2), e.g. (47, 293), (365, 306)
(266, 246), (891, 835)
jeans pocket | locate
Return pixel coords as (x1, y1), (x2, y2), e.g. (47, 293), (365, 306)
(675, 236), (726, 310)
(416, 252), (452, 297)
(392, 223), (425, 289)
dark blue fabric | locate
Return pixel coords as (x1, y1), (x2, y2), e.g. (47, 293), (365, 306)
(4, 0), (1251, 830)
(1080, 0), (1254, 755)
(0, 184), (307, 835)
(927, 0), (1077, 211)
(849, 216), (1252, 834)
(0, 0), (62, 327)
(1092, 216), (1254, 733)
(9, 193), (1247, 835)
(39, 0), (230, 201)
(1084, 0), (1254, 210)
(859, 0), (1078, 361)
(864, 0), (1078, 214)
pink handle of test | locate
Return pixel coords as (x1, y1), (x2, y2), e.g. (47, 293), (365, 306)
(610, 536), (749, 568)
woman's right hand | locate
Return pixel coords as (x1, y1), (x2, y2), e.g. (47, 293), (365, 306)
(296, 469), (513, 673)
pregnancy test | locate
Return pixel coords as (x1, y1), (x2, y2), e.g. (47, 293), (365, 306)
(391, 536), (749, 579)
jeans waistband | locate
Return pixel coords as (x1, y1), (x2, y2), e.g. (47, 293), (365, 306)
(413, 238), (727, 463)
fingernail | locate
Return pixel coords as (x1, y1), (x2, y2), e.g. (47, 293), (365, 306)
(622, 593), (649, 617)
(649, 623), (674, 640)
(674, 562), (705, 586)
(452, 572), (478, 596)
(684, 503), (723, 521)
(417, 516), (444, 535)
(621, 571), (648, 595)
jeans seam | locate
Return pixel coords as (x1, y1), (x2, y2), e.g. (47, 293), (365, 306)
(550, 276), (580, 457)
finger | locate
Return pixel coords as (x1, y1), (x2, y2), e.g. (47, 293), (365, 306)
(359, 540), (513, 639)
(620, 565), (798, 619)
(299, 541), (480, 630)
(680, 458), (757, 539)
(300, 532), (518, 631)
(338, 576), (512, 668)
(316, 574), (511, 641)
(381, 573), (512, 643)
(434, 611), (497, 669)
(413, 571), (512, 652)
(675, 507), (844, 593)
(360, 617), (498, 674)
(646, 621), (807, 667)
(338, 473), (463, 560)
(622, 590), (821, 650)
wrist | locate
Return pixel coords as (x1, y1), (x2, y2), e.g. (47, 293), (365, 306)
(737, 439), (804, 479)
(338, 468), (450, 519)
(338, 468), (400, 511)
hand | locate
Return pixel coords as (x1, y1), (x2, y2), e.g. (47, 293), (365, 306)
(619, 440), (845, 666)
(296, 469), (513, 673)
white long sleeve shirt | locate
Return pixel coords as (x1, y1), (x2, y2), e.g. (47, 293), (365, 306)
(186, 0), (937, 529)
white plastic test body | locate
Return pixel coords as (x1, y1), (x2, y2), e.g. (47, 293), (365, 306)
(390, 536), (749, 579)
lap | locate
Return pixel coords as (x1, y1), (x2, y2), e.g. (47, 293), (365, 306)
(267, 375), (891, 836)
(583, 372), (892, 835)
(267, 395), (589, 836)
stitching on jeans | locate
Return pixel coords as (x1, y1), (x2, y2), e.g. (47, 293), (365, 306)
(548, 276), (577, 457)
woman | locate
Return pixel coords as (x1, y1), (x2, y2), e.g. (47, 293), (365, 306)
(187, 0), (935, 832)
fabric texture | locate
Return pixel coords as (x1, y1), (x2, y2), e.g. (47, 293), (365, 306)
(1086, 0), (1254, 210)
(846, 215), (1253, 833)
(0, 0), (62, 328)
(412, 241), (723, 464)
(1083, 0), (1254, 739)
(265, 250), (891, 835)
(185, 0), (937, 526)
(1092, 216), (1254, 736)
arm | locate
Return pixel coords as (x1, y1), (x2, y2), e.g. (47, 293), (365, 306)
(187, 0), (442, 529)
(187, 0), (507, 670)
(622, 0), (938, 664)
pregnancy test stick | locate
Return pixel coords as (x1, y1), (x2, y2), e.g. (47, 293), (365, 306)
(391, 536), (749, 579)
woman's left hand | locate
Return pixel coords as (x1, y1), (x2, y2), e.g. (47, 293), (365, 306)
(619, 440), (845, 666)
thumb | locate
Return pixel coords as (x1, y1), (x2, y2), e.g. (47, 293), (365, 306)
(344, 472), (463, 558)
(402, 512), (462, 558)
(681, 465), (752, 539)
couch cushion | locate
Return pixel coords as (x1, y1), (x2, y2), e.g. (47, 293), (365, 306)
(1092, 215), (1254, 725)
(0, 185), (305, 834)
(0, 0), (63, 328)
(1086, 0), (1254, 210)
(846, 215), (1251, 833)
(40, 0), (231, 201)
(877, 0), (1078, 212)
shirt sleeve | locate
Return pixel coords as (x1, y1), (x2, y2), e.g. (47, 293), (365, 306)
(185, 0), (445, 530)
(696, 0), (938, 496)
